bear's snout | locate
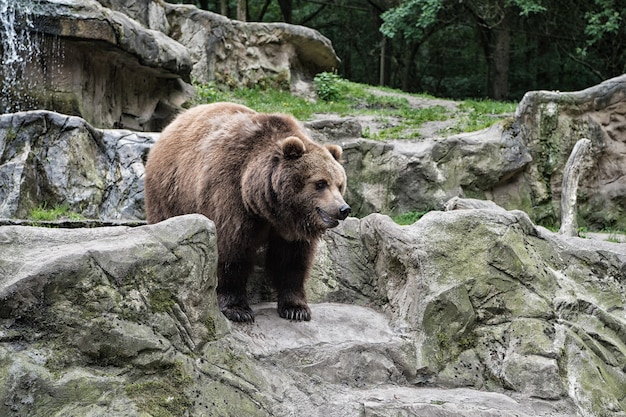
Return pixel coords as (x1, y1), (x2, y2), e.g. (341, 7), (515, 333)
(338, 204), (351, 220)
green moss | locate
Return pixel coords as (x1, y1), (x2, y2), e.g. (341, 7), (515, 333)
(125, 361), (193, 417)
(44, 345), (83, 373)
(149, 289), (176, 313)
(537, 102), (562, 176)
(204, 315), (217, 341)
(4, 125), (17, 142)
(459, 335), (477, 350)
(245, 69), (291, 91)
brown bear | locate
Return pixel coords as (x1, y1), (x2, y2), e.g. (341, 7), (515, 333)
(144, 102), (350, 323)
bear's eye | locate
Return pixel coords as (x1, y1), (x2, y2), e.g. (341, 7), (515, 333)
(315, 180), (328, 190)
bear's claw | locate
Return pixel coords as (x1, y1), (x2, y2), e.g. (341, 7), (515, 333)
(278, 306), (311, 321)
(218, 294), (255, 323)
(221, 306), (255, 323)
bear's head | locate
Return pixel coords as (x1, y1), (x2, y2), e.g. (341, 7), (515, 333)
(243, 134), (351, 241)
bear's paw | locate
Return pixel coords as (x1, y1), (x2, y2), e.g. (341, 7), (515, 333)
(218, 294), (255, 323)
(277, 301), (312, 322)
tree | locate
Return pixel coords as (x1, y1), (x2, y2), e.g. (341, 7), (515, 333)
(162, 0), (625, 101)
(237, 0), (247, 21)
(577, 0), (626, 79)
(277, 0), (292, 23)
(380, 0), (546, 99)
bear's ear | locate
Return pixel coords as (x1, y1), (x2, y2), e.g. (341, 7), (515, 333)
(281, 136), (306, 160)
(325, 144), (343, 162)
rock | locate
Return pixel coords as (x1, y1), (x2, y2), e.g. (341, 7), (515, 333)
(444, 196), (507, 211)
(314, 205), (626, 416)
(332, 123), (532, 216)
(94, 0), (340, 92)
(305, 117), (364, 141)
(0, 0), (193, 131)
(96, 0), (172, 33)
(0, 110), (155, 220)
(306, 75), (626, 230)
(164, 2), (339, 90)
(0, 214), (229, 416)
(0, 0), (340, 128)
(516, 74), (626, 228)
(2, 204), (625, 415)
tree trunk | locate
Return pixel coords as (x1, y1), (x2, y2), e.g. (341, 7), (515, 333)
(277, 0), (292, 23)
(491, 20), (511, 100)
(379, 36), (387, 87)
(468, 1), (511, 100)
(237, 0), (247, 21)
(220, 0), (227, 16)
(401, 41), (420, 92)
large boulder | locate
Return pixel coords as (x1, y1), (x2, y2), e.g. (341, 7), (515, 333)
(96, 0), (340, 91)
(0, 214), (229, 416)
(328, 122), (532, 217)
(0, 0), (193, 131)
(163, 3), (339, 91)
(514, 74), (626, 229)
(0, 110), (154, 219)
(0, 0), (339, 130)
(316, 206), (626, 416)
(1, 205), (624, 416)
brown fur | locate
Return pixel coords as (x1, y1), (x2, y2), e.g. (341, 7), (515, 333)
(144, 103), (350, 322)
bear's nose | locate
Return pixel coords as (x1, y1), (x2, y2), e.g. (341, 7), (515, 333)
(338, 204), (351, 220)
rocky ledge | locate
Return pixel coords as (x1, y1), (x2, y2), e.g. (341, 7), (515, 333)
(1, 0), (339, 129)
(1, 203), (625, 416)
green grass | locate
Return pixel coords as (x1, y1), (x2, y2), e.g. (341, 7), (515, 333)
(392, 211), (429, 225)
(28, 203), (84, 221)
(192, 77), (514, 140)
(603, 228), (625, 243)
(448, 100), (517, 134)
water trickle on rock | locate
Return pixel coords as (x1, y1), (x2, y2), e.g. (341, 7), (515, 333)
(0, 0), (41, 113)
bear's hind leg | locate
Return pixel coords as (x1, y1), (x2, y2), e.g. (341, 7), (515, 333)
(266, 234), (315, 321)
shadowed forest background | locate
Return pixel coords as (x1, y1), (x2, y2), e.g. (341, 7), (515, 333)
(166, 0), (626, 101)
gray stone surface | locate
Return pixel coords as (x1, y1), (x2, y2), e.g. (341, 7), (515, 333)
(164, 2), (339, 91)
(1, 0), (193, 130)
(516, 74), (626, 228)
(0, 110), (155, 219)
(337, 123), (532, 216)
(2, 206), (625, 416)
(0, 0), (339, 129)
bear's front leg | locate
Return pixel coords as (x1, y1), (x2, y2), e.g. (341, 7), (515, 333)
(216, 260), (255, 323)
(266, 234), (316, 321)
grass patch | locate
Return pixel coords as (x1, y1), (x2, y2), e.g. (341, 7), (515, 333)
(28, 203), (84, 221)
(448, 99), (517, 134)
(603, 228), (625, 243)
(191, 78), (512, 139)
(392, 211), (429, 225)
